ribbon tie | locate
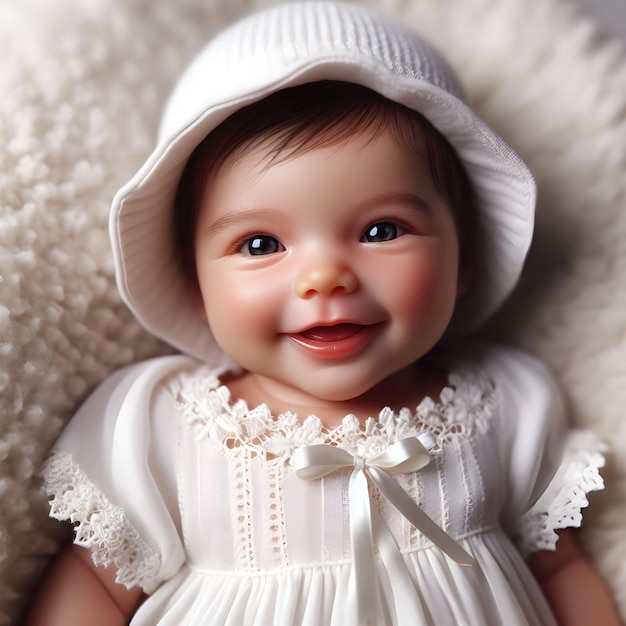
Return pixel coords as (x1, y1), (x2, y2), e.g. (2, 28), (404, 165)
(293, 435), (474, 624)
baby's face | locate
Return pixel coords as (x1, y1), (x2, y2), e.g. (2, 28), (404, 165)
(194, 129), (461, 403)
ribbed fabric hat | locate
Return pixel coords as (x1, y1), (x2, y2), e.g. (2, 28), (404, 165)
(110, 1), (535, 363)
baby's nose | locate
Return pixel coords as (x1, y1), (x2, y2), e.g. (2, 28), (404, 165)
(294, 258), (358, 299)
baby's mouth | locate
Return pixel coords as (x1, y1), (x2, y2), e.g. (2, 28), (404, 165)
(288, 322), (383, 359)
(298, 323), (365, 342)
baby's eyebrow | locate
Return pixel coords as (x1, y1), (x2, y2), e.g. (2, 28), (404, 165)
(357, 192), (433, 214)
(203, 207), (284, 237)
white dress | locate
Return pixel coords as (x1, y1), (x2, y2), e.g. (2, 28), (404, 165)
(42, 343), (605, 626)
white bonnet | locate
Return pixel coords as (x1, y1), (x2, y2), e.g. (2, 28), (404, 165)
(110, 1), (535, 362)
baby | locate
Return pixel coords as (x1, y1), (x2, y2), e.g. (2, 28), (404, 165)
(26, 2), (619, 625)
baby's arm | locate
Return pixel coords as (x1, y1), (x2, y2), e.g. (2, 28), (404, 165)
(25, 542), (144, 626)
(529, 529), (621, 626)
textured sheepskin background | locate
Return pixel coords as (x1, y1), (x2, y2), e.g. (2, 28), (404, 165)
(1, 0), (625, 623)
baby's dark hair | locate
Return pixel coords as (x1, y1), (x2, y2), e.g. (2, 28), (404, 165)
(174, 80), (476, 284)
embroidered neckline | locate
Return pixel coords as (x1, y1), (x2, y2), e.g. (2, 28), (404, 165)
(177, 366), (497, 461)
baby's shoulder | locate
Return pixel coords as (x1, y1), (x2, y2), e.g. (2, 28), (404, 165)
(443, 341), (557, 389)
(444, 341), (565, 438)
(82, 355), (199, 409)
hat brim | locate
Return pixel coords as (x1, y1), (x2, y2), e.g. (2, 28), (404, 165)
(111, 16), (534, 364)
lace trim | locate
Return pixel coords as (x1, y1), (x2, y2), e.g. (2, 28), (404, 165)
(515, 430), (606, 556)
(42, 450), (163, 593)
(178, 366), (497, 461)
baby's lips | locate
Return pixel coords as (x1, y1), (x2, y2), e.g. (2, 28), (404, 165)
(287, 322), (385, 360)
(299, 323), (365, 342)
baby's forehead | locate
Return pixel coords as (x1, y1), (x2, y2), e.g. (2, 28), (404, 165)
(217, 123), (399, 176)
(199, 129), (443, 235)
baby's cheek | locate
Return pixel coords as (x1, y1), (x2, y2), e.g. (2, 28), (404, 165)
(393, 263), (442, 315)
(204, 275), (277, 346)
(390, 258), (460, 343)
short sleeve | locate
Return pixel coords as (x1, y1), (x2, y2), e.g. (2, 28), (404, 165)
(41, 355), (198, 593)
(482, 346), (606, 556)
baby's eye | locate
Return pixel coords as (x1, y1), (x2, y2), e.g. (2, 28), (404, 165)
(361, 222), (402, 243)
(240, 235), (284, 256)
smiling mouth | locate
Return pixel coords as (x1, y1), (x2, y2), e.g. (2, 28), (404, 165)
(288, 323), (382, 359)
(300, 323), (365, 342)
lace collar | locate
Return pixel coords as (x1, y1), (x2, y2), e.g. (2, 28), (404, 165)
(177, 366), (497, 460)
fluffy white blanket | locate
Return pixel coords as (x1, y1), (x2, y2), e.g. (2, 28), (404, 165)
(1, 0), (625, 623)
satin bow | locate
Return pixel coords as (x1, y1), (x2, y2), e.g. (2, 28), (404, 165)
(293, 435), (475, 625)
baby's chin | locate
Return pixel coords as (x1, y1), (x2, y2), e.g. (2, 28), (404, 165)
(279, 372), (411, 409)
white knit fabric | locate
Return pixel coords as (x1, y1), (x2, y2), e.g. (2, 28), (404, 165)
(2, 0), (626, 624)
(111, 1), (535, 362)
